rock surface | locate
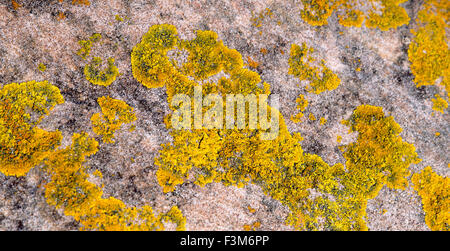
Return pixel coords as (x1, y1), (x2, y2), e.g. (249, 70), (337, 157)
(0, 0), (448, 231)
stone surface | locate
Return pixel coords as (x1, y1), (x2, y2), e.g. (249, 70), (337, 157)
(0, 0), (448, 231)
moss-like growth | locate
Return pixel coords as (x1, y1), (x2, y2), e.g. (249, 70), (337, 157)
(91, 96), (137, 143)
(412, 166), (449, 231)
(288, 43), (341, 94)
(0, 81), (64, 176)
(84, 57), (119, 86)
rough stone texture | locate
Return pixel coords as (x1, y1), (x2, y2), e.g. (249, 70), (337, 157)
(0, 0), (448, 231)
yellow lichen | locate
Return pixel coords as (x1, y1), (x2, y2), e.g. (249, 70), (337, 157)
(408, 0), (450, 112)
(38, 63), (47, 72)
(365, 0), (410, 31)
(412, 166), (449, 231)
(341, 105), (421, 197)
(84, 57), (119, 86)
(91, 96), (137, 143)
(300, 0), (337, 26)
(43, 132), (186, 231)
(131, 24), (178, 88)
(431, 94), (448, 114)
(131, 24), (421, 231)
(300, 0), (410, 31)
(0, 80), (186, 231)
(0, 81), (64, 177)
(76, 33), (102, 60)
(295, 94), (309, 112)
(291, 94), (308, 123)
(115, 15), (124, 22)
(288, 43), (341, 94)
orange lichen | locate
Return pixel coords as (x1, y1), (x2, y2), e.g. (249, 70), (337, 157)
(57, 12), (66, 20)
(246, 56), (260, 69)
(251, 8), (273, 28)
(243, 221), (261, 231)
(72, 0), (90, 6)
(11, 0), (21, 10)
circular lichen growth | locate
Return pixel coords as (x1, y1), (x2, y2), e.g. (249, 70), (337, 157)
(84, 57), (119, 86)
